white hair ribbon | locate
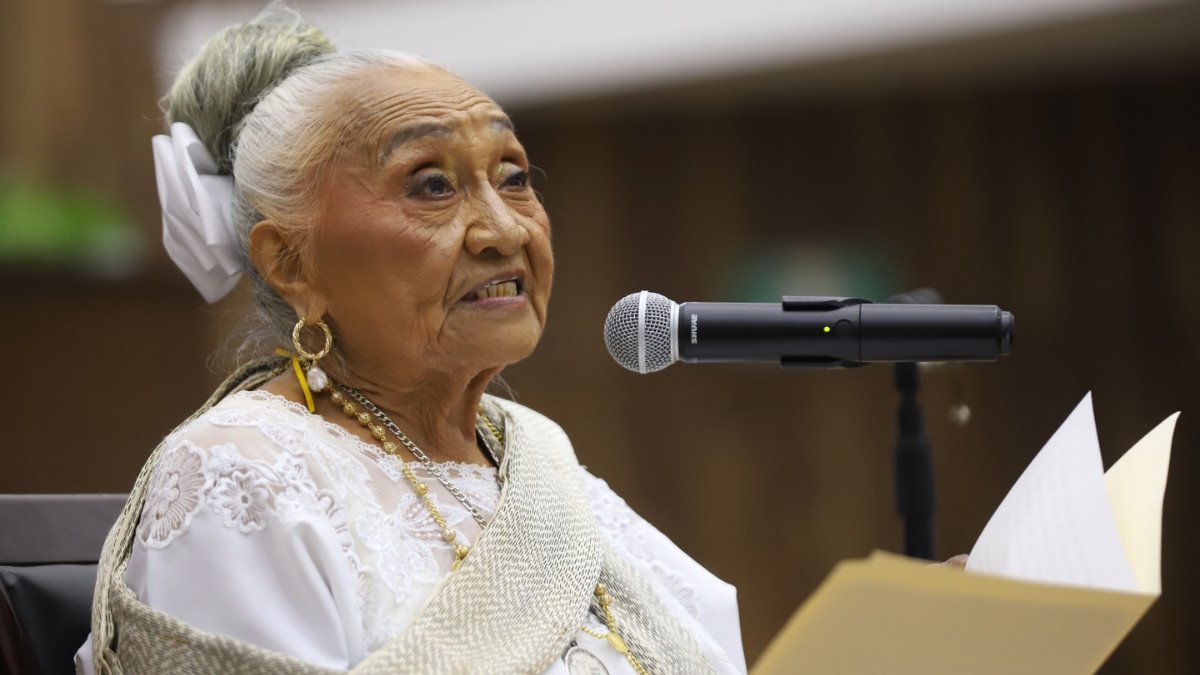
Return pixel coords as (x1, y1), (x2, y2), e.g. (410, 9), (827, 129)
(152, 122), (241, 303)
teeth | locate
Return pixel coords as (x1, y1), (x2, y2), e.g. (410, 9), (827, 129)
(477, 280), (518, 299)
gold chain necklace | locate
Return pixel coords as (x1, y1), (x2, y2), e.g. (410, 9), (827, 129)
(318, 381), (650, 674)
(581, 584), (651, 675)
(326, 385), (473, 568)
(340, 385), (496, 529)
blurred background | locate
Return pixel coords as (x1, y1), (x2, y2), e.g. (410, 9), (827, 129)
(2, 0), (1197, 672)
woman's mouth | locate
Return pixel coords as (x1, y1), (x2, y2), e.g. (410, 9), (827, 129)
(475, 279), (520, 299)
(462, 276), (527, 307)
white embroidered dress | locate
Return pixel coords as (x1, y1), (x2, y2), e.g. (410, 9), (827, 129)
(76, 391), (746, 674)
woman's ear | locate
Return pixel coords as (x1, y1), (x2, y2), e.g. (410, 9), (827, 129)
(248, 220), (329, 321)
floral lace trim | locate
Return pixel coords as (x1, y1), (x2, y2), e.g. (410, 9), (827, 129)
(230, 389), (503, 528)
(234, 390), (500, 481)
(137, 433), (373, 636)
(137, 440), (361, 551)
(150, 390), (505, 650)
(137, 441), (211, 548)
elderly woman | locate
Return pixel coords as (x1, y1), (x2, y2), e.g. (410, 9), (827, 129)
(77, 6), (744, 675)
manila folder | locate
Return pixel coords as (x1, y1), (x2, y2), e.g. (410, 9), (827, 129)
(750, 550), (1153, 675)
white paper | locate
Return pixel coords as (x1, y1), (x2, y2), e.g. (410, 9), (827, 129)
(967, 393), (1139, 592)
(1104, 412), (1178, 594)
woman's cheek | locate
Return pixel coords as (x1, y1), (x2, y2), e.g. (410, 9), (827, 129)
(532, 235), (554, 317)
(525, 213), (552, 263)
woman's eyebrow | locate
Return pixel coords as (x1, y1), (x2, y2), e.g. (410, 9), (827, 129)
(379, 123), (451, 166)
(490, 115), (515, 134)
(377, 115), (516, 167)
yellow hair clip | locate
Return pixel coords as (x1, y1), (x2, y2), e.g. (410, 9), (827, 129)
(275, 347), (316, 413)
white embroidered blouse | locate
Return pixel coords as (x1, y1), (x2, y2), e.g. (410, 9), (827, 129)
(75, 390), (746, 674)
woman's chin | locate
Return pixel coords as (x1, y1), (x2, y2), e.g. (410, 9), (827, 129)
(495, 331), (542, 366)
(444, 295), (546, 366)
(464, 322), (543, 368)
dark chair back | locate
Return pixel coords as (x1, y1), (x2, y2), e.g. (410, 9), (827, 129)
(0, 495), (126, 675)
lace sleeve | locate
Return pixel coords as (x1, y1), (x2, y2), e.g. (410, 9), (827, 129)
(580, 467), (748, 674)
(122, 426), (367, 669)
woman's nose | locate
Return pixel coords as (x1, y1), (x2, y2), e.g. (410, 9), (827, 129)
(464, 188), (528, 257)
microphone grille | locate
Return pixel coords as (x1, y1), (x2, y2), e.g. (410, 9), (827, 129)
(603, 291), (677, 374)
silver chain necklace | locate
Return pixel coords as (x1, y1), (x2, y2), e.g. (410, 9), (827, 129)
(341, 385), (494, 530)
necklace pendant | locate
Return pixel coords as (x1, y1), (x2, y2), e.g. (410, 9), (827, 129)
(305, 365), (328, 392)
(606, 632), (628, 655)
(451, 544), (470, 571)
(566, 646), (609, 675)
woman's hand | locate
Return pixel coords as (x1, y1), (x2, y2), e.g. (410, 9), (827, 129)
(939, 554), (969, 569)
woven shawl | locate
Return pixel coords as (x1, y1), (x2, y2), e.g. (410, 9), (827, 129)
(89, 359), (718, 674)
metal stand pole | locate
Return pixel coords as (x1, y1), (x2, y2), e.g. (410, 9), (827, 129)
(894, 361), (937, 560)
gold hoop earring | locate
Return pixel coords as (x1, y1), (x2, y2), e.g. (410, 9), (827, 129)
(291, 319), (333, 394)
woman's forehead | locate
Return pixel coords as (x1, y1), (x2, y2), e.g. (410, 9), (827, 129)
(334, 67), (510, 161)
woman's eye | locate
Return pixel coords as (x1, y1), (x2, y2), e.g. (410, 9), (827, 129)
(411, 173), (454, 198)
(424, 175), (453, 196)
(501, 170), (529, 190)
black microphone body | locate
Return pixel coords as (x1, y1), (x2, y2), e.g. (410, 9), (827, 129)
(678, 296), (1012, 368)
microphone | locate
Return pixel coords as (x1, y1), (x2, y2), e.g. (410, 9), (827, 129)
(603, 291), (1014, 373)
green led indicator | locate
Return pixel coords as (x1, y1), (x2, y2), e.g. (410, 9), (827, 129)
(823, 325), (831, 333)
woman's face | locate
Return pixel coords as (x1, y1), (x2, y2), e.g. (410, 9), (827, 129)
(307, 66), (553, 378)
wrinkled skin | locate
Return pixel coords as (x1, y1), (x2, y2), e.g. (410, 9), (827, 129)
(251, 65), (553, 464)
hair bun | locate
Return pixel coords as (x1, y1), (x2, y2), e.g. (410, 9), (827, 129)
(163, 3), (335, 175)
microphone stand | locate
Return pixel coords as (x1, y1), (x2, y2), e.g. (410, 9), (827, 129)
(889, 289), (941, 561)
(894, 361), (936, 559)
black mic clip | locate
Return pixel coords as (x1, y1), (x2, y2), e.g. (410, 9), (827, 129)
(781, 296), (871, 310)
(779, 296), (872, 369)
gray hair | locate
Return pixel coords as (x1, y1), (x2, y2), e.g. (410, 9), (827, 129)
(162, 3), (436, 361)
